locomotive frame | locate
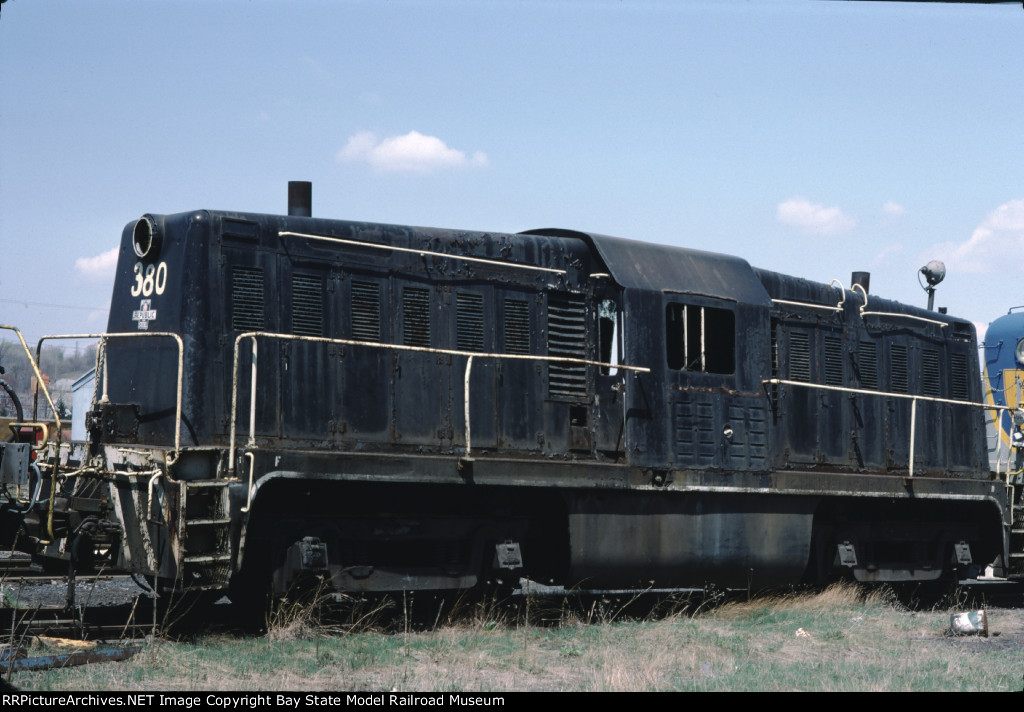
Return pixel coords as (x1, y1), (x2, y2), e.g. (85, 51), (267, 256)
(0, 189), (1016, 603)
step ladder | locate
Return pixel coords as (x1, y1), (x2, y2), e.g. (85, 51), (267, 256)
(180, 480), (233, 588)
(1009, 484), (1024, 575)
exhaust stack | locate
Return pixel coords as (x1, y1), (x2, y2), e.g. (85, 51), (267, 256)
(288, 181), (312, 217)
(851, 271), (870, 295)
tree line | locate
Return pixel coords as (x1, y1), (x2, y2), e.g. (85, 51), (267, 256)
(0, 340), (98, 419)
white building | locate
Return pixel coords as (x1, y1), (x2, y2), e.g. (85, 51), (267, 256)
(71, 368), (96, 441)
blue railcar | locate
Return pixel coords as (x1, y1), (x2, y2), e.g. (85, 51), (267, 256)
(982, 308), (1024, 575)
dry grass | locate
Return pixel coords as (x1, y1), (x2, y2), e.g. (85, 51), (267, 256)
(708, 581), (881, 618)
(10, 583), (1024, 692)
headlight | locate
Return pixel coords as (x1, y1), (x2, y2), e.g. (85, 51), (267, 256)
(1016, 338), (1024, 365)
(132, 215), (162, 259)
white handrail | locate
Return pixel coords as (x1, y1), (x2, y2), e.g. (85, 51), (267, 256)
(228, 331), (650, 473)
(0, 325), (63, 433)
(36, 332), (185, 456)
(853, 284), (948, 327)
(765, 377), (1013, 477)
(279, 231), (567, 276)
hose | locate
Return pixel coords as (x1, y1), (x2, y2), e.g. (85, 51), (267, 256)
(0, 378), (23, 440)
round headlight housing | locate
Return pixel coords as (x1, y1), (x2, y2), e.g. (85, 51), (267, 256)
(1015, 338), (1024, 365)
(132, 215), (161, 260)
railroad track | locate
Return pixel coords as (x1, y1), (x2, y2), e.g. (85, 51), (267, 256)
(0, 572), (1021, 642)
(0, 571), (158, 641)
(0, 598), (158, 642)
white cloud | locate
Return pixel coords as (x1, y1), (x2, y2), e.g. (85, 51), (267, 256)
(882, 200), (905, 217)
(74, 247), (119, 280)
(776, 197), (857, 236)
(337, 131), (488, 173)
(871, 242), (904, 268)
(928, 199), (1024, 274)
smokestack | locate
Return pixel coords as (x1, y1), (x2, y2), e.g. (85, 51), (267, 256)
(851, 271), (870, 295)
(288, 181), (312, 217)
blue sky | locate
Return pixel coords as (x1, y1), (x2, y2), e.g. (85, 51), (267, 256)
(1, 0), (1022, 348)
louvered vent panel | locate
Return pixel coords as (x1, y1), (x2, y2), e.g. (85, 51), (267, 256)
(504, 299), (530, 355)
(858, 341), (878, 390)
(824, 336), (843, 386)
(891, 345), (909, 393)
(789, 332), (811, 382)
(922, 349), (940, 397)
(456, 292), (485, 351)
(292, 275), (323, 336)
(951, 353), (969, 400)
(770, 327), (779, 378)
(232, 267), (264, 331)
(351, 280), (381, 342)
(673, 398), (716, 467)
(548, 296), (587, 399)
(402, 288), (431, 347)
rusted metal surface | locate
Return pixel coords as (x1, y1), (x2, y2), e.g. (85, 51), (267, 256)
(0, 645), (141, 673)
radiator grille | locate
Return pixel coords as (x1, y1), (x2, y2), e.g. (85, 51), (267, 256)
(547, 296), (587, 399)
(231, 267), (264, 331)
(951, 353), (969, 400)
(351, 280), (381, 342)
(292, 275), (323, 336)
(824, 336), (843, 386)
(402, 288), (431, 347)
(789, 332), (811, 382)
(891, 344), (909, 393)
(504, 299), (530, 354)
(858, 341), (878, 390)
(922, 349), (940, 397)
(456, 292), (485, 351)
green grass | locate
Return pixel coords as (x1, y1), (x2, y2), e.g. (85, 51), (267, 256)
(10, 584), (1024, 692)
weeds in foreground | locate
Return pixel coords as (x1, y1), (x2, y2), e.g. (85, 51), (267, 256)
(11, 581), (1024, 692)
(265, 580), (398, 641)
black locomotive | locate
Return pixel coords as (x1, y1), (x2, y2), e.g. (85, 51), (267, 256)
(1, 185), (1013, 602)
